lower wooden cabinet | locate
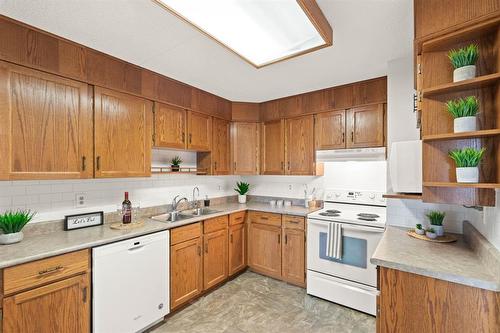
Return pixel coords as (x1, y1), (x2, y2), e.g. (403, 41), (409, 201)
(282, 228), (306, 287)
(229, 223), (246, 276)
(203, 228), (228, 289)
(248, 218), (282, 280)
(3, 273), (90, 333)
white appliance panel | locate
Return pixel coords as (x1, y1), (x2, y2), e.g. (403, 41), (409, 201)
(93, 231), (169, 333)
(390, 140), (422, 193)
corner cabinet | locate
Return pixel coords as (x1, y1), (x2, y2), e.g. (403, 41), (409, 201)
(94, 87), (153, 178)
(231, 122), (260, 175)
(0, 61), (94, 180)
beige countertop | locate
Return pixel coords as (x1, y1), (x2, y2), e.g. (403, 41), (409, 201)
(371, 226), (500, 291)
(0, 202), (318, 269)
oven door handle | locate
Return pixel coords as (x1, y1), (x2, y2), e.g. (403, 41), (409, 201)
(308, 219), (385, 233)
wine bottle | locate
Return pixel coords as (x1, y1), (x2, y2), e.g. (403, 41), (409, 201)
(122, 192), (132, 224)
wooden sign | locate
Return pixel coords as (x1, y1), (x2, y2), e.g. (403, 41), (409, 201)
(65, 211), (104, 231)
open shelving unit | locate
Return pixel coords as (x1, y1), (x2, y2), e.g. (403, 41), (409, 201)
(151, 166), (208, 175)
(418, 15), (500, 206)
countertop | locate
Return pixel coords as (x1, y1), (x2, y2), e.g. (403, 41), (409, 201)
(0, 202), (318, 269)
(371, 226), (500, 291)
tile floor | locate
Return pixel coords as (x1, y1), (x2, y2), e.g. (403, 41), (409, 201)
(153, 271), (375, 333)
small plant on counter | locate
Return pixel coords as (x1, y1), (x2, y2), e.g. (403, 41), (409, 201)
(425, 227), (437, 239)
(446, 96), (479, 133)
(0, 209), (35, 245)
(414, 223), (425, 235)
(170, 156), (182, 172)
(448, 44), (479, 82)
(235, 181), (250, 204)
(426, 211), (445, 236)
(449, 147), (485, 183)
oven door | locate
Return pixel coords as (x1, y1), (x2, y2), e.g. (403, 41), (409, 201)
(307, 218), (384, 287)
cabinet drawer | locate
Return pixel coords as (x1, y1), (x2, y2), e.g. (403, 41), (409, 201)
(204, 215), (228, 234)
(171, 222), (202, 245)
(248, 211), (281, 227)
(229, 211), (246, 226)
(3, 249), (89, 295)
(283, 215), (305, 230)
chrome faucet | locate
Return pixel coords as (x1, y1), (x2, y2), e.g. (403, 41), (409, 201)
(192, 186), (200, 209)
(172, 195), (189, 212)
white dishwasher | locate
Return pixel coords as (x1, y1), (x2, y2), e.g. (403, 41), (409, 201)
(93, 231), (169, 333)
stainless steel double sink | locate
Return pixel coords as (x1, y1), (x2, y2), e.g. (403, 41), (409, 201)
(151, 207), (221, 223)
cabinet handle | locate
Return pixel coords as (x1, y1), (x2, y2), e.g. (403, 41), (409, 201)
(214, 161), (217, 170)
(233, 162), (236, 171)
(189, 133), (192, 144)
(287, 161), (290, 170)
(285, 234), (288, 244)
(230, 234), (233, 243)
(96, 156), (101, 171)
(182, 132), (185, 143)
(197, 246), (201, 256)
(81, 156), (86, 171)
(205, 242), (208, 253)
(278, 234), (281, 244)
(281, 161), (284, 170)
(82, 287), (88, 303)
(342, 133), (345, 143)
(260, 216), (269, 220)
(38, 265), (63, 276)
(288, 220), (299, 224)
(351, 131), (354, 142)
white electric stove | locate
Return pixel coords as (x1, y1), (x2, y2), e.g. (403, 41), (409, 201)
(307, 189), (386, 316)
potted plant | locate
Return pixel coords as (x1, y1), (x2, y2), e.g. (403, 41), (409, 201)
(426, 211), (445, 236)
(448, 44), (479, 82)
(234, 181), (250, 204)
(446, 96), (479, 133)
(449, 147), (485, 183)
(414, 223), (425, 235)
(170, 156), (182, 172)
(0, 210), (35, 245)
(425, 227), (437, 239)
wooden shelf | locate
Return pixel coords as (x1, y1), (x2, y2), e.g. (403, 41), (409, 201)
(422, 129), (500, 142)
(383, 193), (422, 200)
(151, 166), (208, 175)
(422, 73), (500, 97)
(423, 182), (500, 189)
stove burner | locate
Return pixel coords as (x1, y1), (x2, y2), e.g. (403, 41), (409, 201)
(357, 213), (380, 219)
(319, 212), (340, 217)
(358, 217), (377, 222)
(326, 209), (341, 214)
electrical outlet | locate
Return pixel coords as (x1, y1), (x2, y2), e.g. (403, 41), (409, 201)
(288, 184), (293, 191)
(218, 185), (222, 191)
(75, 193), (87, 207)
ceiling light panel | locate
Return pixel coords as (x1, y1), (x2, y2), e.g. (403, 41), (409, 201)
(155, 0), (330, 67)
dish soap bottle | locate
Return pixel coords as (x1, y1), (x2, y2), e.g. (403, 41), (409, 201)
(122, 192), (132, 224)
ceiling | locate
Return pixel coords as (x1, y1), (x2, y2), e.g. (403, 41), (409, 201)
(0, 0), (413, 102)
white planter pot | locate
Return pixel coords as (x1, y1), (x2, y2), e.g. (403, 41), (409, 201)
(456, 167), (479, 183)
(454, 116), (477, 133)
(453, 65), (476, 82)
(415, 228), (425, 235)
(432, 225), (444, 237)
(426, 231), (437, 239)
(0, 231), (24, 245)
(238, 194), (247, 204)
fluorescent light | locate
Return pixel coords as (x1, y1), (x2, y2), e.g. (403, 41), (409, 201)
(155, 0), (330, 67)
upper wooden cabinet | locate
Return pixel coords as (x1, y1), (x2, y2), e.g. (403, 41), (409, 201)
(0, 61), (93, 180)
(285, 115), (316, 175)
(231, 122), (260, 175)
(187, 111), (212, 151)
(346, 104), (385, 148)
(261, 120), (285, 175)
(211, 118), (231, 175)
(154, 102), (186, 149)
(94, 87), (153, 178)
(315, 110), (346, 150)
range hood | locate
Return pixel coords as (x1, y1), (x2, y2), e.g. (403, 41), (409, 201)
(316, 147), (386, 162)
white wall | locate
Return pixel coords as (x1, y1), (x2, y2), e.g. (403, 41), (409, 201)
(473, 190), (500, 249)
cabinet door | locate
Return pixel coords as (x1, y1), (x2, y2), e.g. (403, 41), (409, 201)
(170, 237), (203, 310)
(248, 223), (281, 279)
(315, 110), (346, 150)
(203, 229), (228, 290)
(346, 104), (384, 148)
(212, 118), (231, 175)
(261, 120), (285, 175)
(187, 111), (211, 151)
(285, 115), (315, 175)
(94, 87), (152, 178)
(231, 122), (260, 175)
(154, 102), (186, 149)
(3, 273), (90, 333)
(282, 228), (305, 287)
(0, 61), (93, 180)
(229, 223), (246, 276)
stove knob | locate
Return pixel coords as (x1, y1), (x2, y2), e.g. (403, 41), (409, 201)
(335, 193), (341, 197)
(369, 194), (375, 200)
(326, 193), (333, 199)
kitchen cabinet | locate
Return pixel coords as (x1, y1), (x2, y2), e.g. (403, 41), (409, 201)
(315, 110), (346, 150)
(154, 102), (186, 149)
(228, 211), (247, 276)
(94, 86), (153, 178)
(282, 215), (306, 287)
(203, 229), (228, 289)
(261, 120), (285, 175)
(0, 61), (93, 180)
(211, 118), (231, 175)
(170, 223), (203, 310)
(187, 111), (212, 151)
(346, 104), (385, 148)
(285, 115), (316, 175)
(231, 122), (260, 175)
